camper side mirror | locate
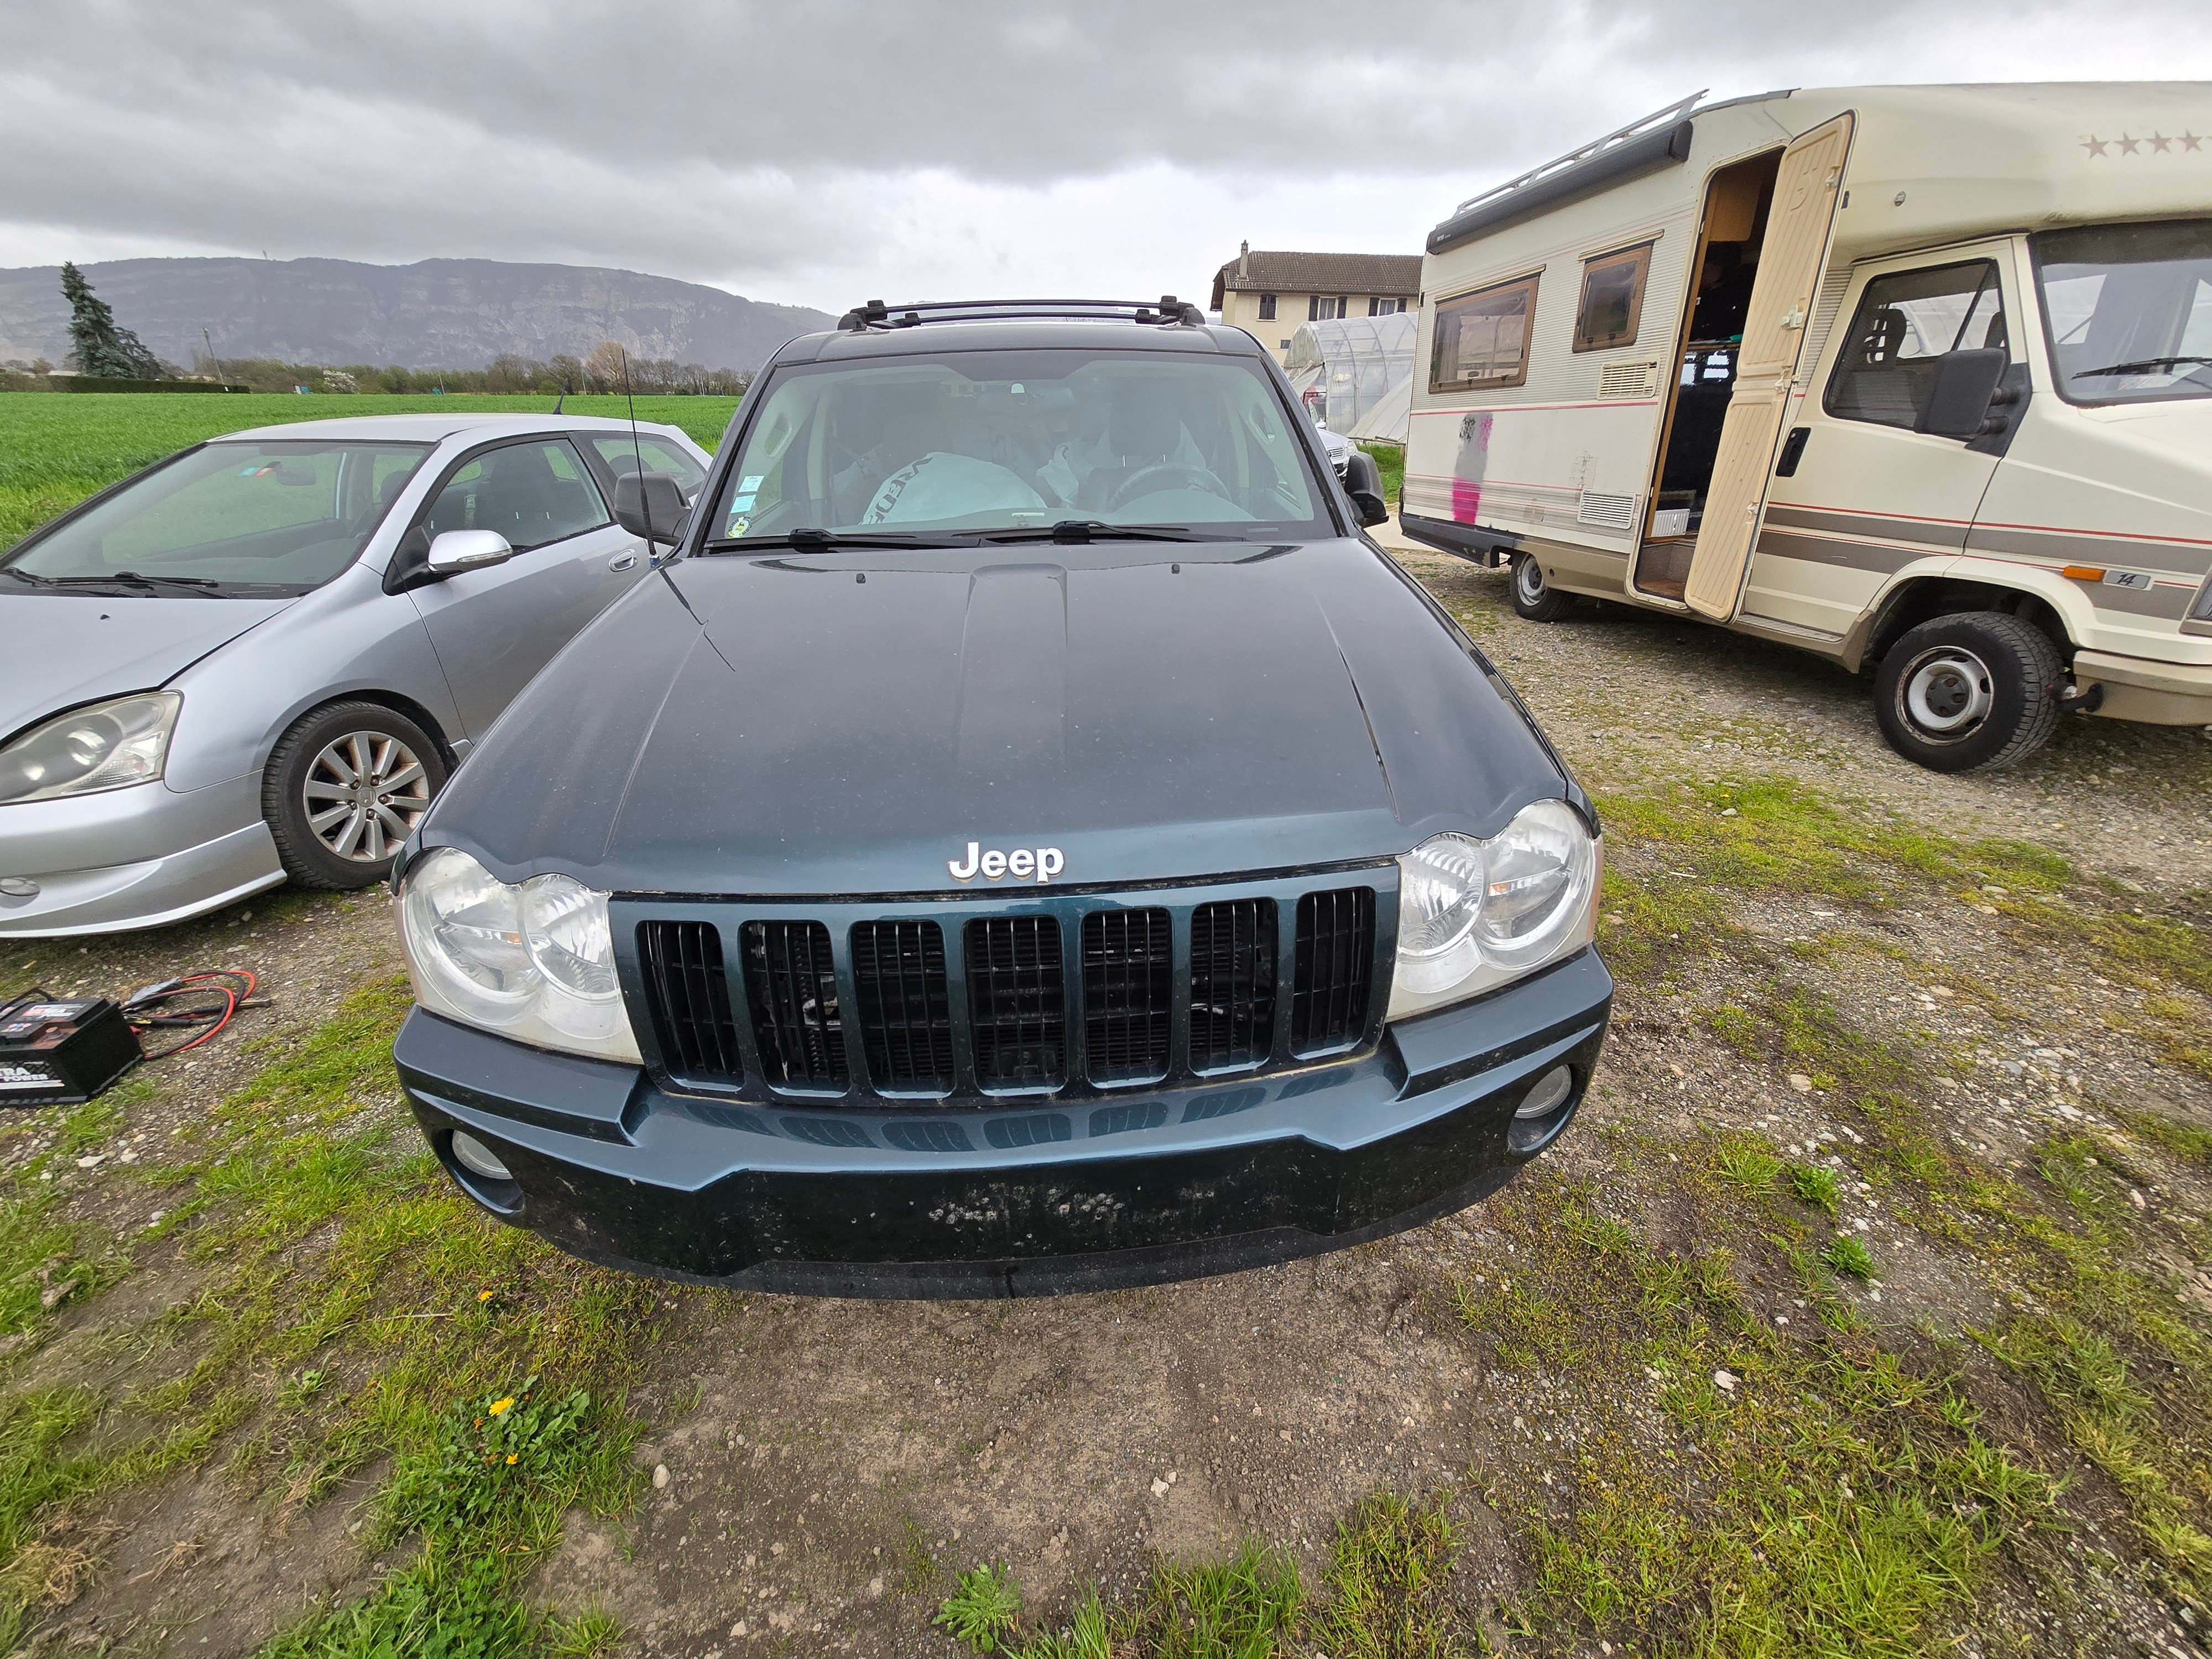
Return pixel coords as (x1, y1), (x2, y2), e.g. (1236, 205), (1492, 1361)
(1343, 450), (1390, 530)
(614, 471), (688, 543)
(1917, 348), (2008, 440)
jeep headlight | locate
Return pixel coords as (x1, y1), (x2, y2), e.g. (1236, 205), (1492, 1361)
(1389, 800), (1599, 1020)
(399, 848), (639, 1062)
(0, 691), (181, 804)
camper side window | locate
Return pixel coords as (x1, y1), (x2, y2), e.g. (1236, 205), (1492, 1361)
(1430, 274), (1540, 393)
(1573, 243), (1654, 352)
(1825, 260), (2007, 431)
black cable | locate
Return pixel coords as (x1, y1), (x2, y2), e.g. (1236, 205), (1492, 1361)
(123, 968), (259, 1060)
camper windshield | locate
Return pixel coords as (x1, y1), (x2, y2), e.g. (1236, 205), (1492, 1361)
(703, 349), (1328, 547)
(2033, 220), (2212, 406)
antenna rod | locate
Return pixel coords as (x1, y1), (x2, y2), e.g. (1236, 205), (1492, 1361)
(622, 346), (653, 548)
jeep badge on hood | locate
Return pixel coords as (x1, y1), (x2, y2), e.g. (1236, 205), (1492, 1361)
(948, 842), (1065, 883)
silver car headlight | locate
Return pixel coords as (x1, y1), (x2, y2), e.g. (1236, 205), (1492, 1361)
(1388, 800), (1599, 1020)
(399, 848), (639, 1062)
(0, 691), (181, 804)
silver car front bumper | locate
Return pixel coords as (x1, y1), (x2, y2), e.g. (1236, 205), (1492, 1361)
(0, 775), (285, 937)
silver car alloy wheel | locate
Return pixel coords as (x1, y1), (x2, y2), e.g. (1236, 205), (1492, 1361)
(303, 732), (431, 862)
(1901, 646), (1995, 737)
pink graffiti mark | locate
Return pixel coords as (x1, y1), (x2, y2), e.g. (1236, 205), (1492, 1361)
(1451, 479), (1482, 523)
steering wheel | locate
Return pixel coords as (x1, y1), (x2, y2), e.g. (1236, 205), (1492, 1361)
(1108, 463), (1218, 510)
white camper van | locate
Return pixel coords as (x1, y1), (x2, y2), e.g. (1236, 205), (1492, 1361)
(1400, 85), (2212, 770)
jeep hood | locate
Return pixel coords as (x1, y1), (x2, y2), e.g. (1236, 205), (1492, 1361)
(427, 542), (1567, 895)
(0, 593), (294, 744)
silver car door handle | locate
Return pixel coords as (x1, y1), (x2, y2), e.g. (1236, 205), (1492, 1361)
(608, 552), (639, 573)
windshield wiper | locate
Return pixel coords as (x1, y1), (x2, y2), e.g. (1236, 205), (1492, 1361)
(30, 570), (232, 594)
(2073, 355), (2212, 378)
(979, 520), (1221, 545)
(0, 566), (56, 586)
(698, 529), (980, 553)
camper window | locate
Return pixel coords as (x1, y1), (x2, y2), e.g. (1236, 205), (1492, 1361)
(2033, 219), (2212, 407)
(1573, 243), (1654, 352)
(1430, 274), (1540, 393)
(1825, 260), (2007, 431)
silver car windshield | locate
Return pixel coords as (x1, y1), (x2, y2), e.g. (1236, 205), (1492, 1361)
(707, 349), (1329, 544)
(2033, 219), (2212, 406)
(2, 439), (433, 594)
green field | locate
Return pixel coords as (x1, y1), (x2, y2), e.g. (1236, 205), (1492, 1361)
(0, 392), (742, 552)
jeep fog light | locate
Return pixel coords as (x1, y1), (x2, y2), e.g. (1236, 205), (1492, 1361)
(450, 1130), (514, 1181)
(1515, 1065), (1574, 1119)
(1389, 802), (1598, 1021)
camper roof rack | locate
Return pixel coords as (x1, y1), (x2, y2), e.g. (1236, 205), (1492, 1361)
(1446, 90), (1708, 219)
(837, 296), (1207, 332)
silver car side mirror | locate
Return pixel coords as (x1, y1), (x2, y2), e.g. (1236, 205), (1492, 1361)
(425, 529), (515, 576)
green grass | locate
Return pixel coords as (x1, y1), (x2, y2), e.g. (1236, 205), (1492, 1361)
(0, 977), (670, 1650)
(0, 390), (738, 550)
(1355, 441), (1404, 508)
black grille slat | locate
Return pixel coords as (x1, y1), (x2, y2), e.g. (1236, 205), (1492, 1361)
(1081, 909), (1172, 1084)
(742, 920), (849, 1090)
(637, 920), (743, 1086)
(966, 917), (1066, 1088)
(1189, 899), (1277, 1070)
(1291, 887), (1375, 1054)
(852, 921), (955, 1092)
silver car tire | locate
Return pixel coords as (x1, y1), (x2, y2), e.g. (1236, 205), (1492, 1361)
(263, 701), (450, 890)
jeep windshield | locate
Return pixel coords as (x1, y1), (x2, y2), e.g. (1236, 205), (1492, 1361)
(2033, 218), (2212, 406)
(702, 349), (1334, 547)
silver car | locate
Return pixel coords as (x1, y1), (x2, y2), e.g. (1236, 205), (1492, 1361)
(0, 411), (712, 936)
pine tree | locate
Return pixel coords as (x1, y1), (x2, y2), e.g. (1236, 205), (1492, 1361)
(60, 262), (162, 380)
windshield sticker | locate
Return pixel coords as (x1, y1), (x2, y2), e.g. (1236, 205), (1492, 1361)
(724, 514), (750, 538)
(739, 474), (765, 493)
(731, 493), (757, 511)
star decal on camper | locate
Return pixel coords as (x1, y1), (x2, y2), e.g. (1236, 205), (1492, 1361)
(2184, 132), (2205, 151)
(2117, 133), (2141, 154)
(2081, 135), (2108, 156)
(2150, 132), (2173, 152)
(2081, 131), (2203, 156)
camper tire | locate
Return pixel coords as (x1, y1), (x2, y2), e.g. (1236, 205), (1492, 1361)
(1511, 555), (1576, 622)
(1873, 613), (2062, 773)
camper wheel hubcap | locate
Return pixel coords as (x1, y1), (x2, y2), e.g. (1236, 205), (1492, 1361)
(1516, 560), (1546, 603)
(1902, 648), (1994, 736)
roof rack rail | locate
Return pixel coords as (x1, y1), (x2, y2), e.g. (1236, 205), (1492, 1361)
(1447, 90), (1707, 218)
(836, 296), (1207, 332)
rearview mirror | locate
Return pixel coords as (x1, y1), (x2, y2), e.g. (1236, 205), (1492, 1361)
(614, 472), (687, 544)
(425, 529), (515, 576)
(1917, 348), (2008, 439)
(1343, 450), (1390, 530)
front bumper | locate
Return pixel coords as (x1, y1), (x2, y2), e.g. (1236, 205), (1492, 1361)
(395, 947), (1613, 1297)
(0, 774), (285, 936)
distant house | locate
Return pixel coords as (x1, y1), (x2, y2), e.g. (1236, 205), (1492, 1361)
(1209, 243), (1423, 365)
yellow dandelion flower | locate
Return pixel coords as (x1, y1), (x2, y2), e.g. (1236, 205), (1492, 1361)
(478, 1290), (494, 1302)
(488, 1396), (515, 1416)
(506, 1452), (519, 1464)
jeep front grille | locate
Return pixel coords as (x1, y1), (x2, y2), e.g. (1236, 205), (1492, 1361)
(850, 920), (955, 1093)
(966, 916), (1066, 1089)
(1188, 898), (1276, 1071)
(741, 920), (848, 1090)
(627, 871), (1386, 1103)
(636, 919), (743, 1086)
(1290, 886), (1374, 1054)
(1081, 908), (1172, 1084)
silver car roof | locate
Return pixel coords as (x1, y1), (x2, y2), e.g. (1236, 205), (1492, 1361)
(207, 412), (697, 445)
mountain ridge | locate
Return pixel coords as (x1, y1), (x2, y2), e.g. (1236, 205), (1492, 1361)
(0, 256), (833, 372)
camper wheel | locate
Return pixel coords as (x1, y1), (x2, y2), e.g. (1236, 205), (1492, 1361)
(1873, 613), (2061, 773)
(1511, 555), (1576, 622)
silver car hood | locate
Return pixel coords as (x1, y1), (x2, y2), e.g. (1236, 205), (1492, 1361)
(0, 594), (295, 743)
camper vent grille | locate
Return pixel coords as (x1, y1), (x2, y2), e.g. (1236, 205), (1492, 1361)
(1598, 359), (1658, 399)
(1577, 490), (1640, 531)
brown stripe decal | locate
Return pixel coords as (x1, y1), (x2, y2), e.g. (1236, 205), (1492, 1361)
(2064, 580), (2194, 622)
(1753, 529), (1927, 575)
(1764, 504), (1970, 549)
(1964, 524), (2212, 580)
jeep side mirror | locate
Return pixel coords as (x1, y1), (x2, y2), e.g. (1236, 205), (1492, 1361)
(425, 529), (515, 576)
(1343, 450), (1390, 530)
(1917, 347), (2008, 439)
(614, 471), (687, 544)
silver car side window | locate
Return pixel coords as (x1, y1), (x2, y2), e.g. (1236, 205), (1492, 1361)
(421, 439), (612, 553)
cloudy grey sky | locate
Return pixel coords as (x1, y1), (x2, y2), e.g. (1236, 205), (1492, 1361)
(4, 0), (2211, 312)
